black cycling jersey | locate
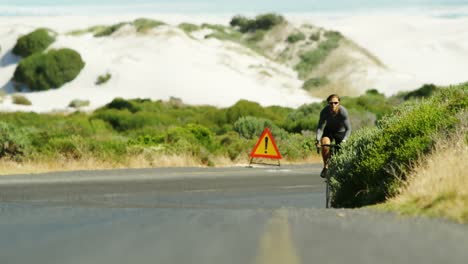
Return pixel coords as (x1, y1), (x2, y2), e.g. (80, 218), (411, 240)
(316, 105), (351, 142)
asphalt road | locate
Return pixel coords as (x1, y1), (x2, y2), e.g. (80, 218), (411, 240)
(1, 164), (467, 264)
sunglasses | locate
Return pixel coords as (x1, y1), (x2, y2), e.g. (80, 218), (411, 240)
(328, 101), (339, 105)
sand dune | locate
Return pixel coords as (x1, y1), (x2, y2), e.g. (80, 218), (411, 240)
(1, 13), (467, 112)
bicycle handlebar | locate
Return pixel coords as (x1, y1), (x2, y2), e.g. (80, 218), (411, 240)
(319, 144), (340, 147)
(317, 143), (341, 154)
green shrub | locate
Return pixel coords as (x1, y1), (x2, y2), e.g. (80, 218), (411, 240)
(230, 13), (284, 33)
(94, 22), (128, 37)
(324, 30), (342, 39)
(133, 18), (164, 32)
(46, 136), (85, 159)
(128, 134), (164, 146)
(233, 116), (266, 139)
(403, 83), (438, 100)
(233, 116), (287, 140)
(344, 89), (394, 120)
(230, 15), (251, 31)
(186, 123), (215, 150)
(105, 98), (141, 113)
(13, 48), (85, 91)
(309, 32), (320, 41)
(287, 32), (306, 43)
(226, 99), (265, 124)
(283, 103), (322, 133)
(329, 85), (467, 208)
(302, 77), (329, 90)
(247, 30), (266, 42)
(219, 131), (249, 161)
(96, 73), (111, 85)
(178, 23), (200, 33)
(13, 28), (55, 57)
(277, 133), (315, 160)
(201, 24), (226, 32)
(93, 109), (153, 132)
(12, 94), (32, 105)
(0, 122), (32, 159)
(253, 13), (284, 31)
(68, 99), (90, 108)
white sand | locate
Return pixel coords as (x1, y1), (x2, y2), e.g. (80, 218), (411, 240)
(1, 12), (467, 112)
(289, 13), (468, 95)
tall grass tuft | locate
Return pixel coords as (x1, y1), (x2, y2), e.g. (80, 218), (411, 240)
(378, 124), (468, 223)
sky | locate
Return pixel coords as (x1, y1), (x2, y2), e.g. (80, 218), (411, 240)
(1, 0), (468, 15)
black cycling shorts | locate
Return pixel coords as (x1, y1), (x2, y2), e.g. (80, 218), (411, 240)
(322, 129), (346, 145)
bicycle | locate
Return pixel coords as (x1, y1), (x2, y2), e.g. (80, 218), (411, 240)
(317, 143), (340, 208)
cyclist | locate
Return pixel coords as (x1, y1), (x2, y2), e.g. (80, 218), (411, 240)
(315, 94), (351, 178)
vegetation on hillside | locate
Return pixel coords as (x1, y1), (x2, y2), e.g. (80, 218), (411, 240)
(13, 48), (85, 91)
(295, 31), (343, 79)
(0, 84), (440, 170)
(67, 18), (165, 37)
(13, 28), (56, 57)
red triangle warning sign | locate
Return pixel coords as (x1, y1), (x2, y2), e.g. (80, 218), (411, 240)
(249, 127), (282, 159)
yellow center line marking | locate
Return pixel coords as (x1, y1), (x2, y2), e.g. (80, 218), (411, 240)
(254, 209), (302, 264)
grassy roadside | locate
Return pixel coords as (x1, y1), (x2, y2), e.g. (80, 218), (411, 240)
(0, 154), (322, 176)
(374, 125), (468, 223)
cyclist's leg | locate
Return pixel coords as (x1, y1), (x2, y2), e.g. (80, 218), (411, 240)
(320, 136), (331, 168)
(333, 132), (346, 150)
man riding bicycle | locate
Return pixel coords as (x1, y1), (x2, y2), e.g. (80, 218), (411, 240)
(315, 94), (351, 178)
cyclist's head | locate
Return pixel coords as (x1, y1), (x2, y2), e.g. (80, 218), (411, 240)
(327, 94), (340, 113)
(327, 94), (340, 103)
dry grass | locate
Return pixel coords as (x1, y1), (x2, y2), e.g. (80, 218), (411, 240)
(0, 153), (322, 176)
(379, 130), (468, 223)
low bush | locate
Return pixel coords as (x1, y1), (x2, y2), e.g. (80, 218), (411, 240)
(69, 99), (90, 108)
(96, 73), (111, 85)
(12, 94), (32, 105)
(230, 15), (251, 31)
(253, 13), (284, 31)
(0, 122), (32, 159)
(94, 22), (128, 37)
(279, 134), (316, 160)
(128, 134), (164, 146)
(233, 116), (287, 140)
(13, 48), (85, 91)
(302, 77), (329, 90)
(104, 98), (141, 113)
(219, 131), (249, 161)
(403, 83), (438, 100)
(93, 109), (153, 132)
(282, 103), (322, 133)
(230, 13), (284, 33)
(287, 32), (306, 43)
(133, 18), (164, 32)
(13, 28), (55, 57)
(178, 23), (200, 34)
(226, 99), (265, 124)
(309, 32), (320, 41)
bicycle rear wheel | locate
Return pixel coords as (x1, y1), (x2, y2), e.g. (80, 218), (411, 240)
(325, 175), (331, 208)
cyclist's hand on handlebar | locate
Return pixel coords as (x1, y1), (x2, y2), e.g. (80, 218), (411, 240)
(315, 140), (321, 148)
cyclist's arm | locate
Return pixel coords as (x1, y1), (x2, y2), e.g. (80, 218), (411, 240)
(341, 107), (352, 141)
(316, 109), (326, 142)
